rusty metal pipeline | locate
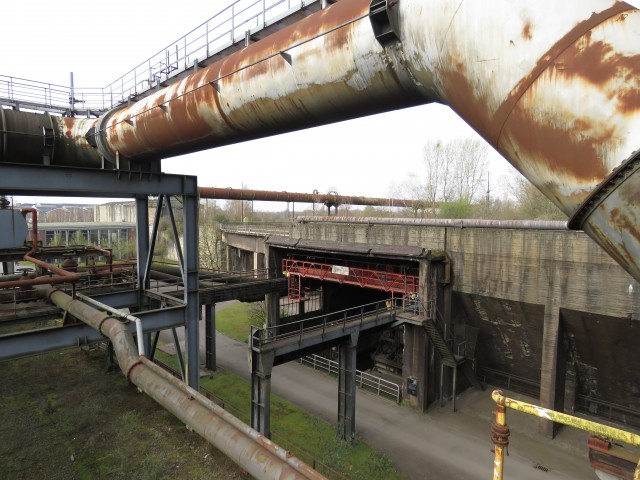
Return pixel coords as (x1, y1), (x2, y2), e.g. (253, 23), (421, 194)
(89, 0), (640, 283)
(36, 284), (327, 480)
(4, 1), (640, 283)
(199, 186), (423, 209)
(295, 216), (569, 230)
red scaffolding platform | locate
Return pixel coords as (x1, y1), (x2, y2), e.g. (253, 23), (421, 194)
(283, 258), (419, 301)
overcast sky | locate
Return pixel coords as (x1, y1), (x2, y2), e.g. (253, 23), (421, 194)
(7, 0), (619, 208)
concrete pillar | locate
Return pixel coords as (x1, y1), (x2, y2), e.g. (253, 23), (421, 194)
(338, 332), (358, 442)
(254, 251), (259, 276)
(251, 350), (274, 438)
(403, 324), (430, 411)
(264, 292), (280, 328)
(539, 303), (565, 437)
(205, 304), (216, 371)
(225, 245), (232, 271)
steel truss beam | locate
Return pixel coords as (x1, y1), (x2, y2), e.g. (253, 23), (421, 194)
(0, 306), (186, 361)
(0, 165), (199, 389)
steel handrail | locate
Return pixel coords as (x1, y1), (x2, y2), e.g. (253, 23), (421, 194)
(252, 299), (395, 348)
(0, 0), (318, 116)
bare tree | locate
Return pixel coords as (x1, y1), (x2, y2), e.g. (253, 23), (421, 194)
(398, 138), (489, 218)
(199, 223), (225, 270)
(509, 173), (566, 220)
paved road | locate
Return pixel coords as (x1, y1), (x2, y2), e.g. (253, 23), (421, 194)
(162, 302), (596, 480)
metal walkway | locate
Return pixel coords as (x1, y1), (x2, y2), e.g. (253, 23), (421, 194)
(250, 300), (396, 365)
(0, 0), (325, 117)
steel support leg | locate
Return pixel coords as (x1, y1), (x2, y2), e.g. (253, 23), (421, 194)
(338, 332), (358, 443)
(205, 304), (216, 371)
(452, 364), (457, 412)
(183, 190), (200, 390)
(135, 195), (150, 290)
(251, 351), (274, 438)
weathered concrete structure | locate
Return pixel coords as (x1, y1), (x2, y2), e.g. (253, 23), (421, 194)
(223, 217), (640, 437)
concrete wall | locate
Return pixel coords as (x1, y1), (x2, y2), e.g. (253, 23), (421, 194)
(291, 222), (640, 417)
(223, 221), (640, 424)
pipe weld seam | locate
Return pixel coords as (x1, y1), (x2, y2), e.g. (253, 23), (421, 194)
(126, 359), (144, 384)
(98, 316), (119, 337)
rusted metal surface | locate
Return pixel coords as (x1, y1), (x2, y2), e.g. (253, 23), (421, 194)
(199, 186), (421, 208)
(0, 109), (101, 167)
(37, 284), (328, 480)
(491, 402), (508, 480)
(493, 390), (640, 479)
(4, 1), (640, 283)
(92, 0), (427, 163)
(589, 435), (640, 480)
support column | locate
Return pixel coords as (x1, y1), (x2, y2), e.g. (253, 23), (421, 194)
(135, 195), (149, 290)
(205, 304), (216, 371)
(251, 350), (274, 438)
(264, 292), (280, 328)
(403, 324), (430, 411)
(226, 245), (232, 271)
(539, 302), (565, 437)
(338, 332), (358, 442)
(183, 187), (200, 390)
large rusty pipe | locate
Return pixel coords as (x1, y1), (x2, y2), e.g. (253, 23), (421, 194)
(5, 1), (640, 282)
(38, 284), (326, 480)
(199, 186), (423, 208)
(295, 216), (569, 230)
(0, 110), (101, 167)
(88, 0), (640, 281)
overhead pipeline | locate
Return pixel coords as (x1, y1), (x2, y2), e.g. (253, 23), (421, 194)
(37, 284), (327, 480)
(198, 186), (423, 208)
(2, 1), (640, 281)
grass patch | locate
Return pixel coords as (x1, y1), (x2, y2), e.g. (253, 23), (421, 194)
(155, 349), (401, 480)
(215, 301), (257, 343)
(0, 348), (245, 480)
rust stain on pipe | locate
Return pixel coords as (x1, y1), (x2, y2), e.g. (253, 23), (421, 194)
(5, 1), (640, 283)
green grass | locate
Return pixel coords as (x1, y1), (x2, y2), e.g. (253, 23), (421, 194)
(0, 347), (244, 480)
(215, 301), (256, 343)
(155, 349), (401, 480)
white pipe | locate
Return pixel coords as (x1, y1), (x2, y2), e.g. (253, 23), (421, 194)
(75, 292), (146, 357)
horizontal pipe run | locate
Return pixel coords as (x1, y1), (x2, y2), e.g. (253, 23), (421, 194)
(37, 284), (326, 480)
(295, 216), (570, 230)
(199, 186), (424, 208)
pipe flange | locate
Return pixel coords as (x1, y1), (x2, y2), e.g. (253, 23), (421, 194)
(126, 359), (143, 384)
(90, 105), (128, 165)
(97, 315), (119, 338)
(568, 149), (640, 230)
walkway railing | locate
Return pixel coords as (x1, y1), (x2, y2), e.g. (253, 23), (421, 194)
(0, 0), (320, 116)
(251, 300), (394, 348)
(299, 354), (401, 402)
(221, 222), (293, 236)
